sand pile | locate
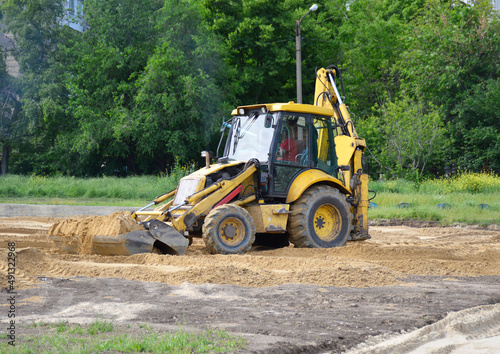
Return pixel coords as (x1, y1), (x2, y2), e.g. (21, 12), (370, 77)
(49, 211), (142, 238)
(48, 211), (144, 254)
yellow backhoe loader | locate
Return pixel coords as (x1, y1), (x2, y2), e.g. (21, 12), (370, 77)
(50, 65), (371, 255)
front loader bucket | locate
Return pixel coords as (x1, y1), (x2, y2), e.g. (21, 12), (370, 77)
(50, 235), (81, 254)
(92, 231), (156, 256)
(144, 220), (189, 255)
(50, 220), (189, 256)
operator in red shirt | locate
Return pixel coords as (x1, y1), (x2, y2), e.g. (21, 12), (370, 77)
(279, 131), (298, 162)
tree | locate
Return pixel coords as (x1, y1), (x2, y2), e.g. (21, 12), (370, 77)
(454, 79), (500, 171)
(4, 0), (496, 177)
(395, 0), (500, 172)
(57, 0), (164, 174)
(62, 0), (229, 174)
(0, 0), (75, 174)
(202, 0), (342, 105)
(336, 0), (425, 116)
(0, 46), (19, 175)
(360, 96), (448, 178)
(132, 0), (230, 169)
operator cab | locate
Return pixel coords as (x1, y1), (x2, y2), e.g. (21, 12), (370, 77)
(220, 102), (339, 199)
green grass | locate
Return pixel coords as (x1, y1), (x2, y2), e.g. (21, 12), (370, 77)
(0, 171), (498, 224)
(1, 320), (246, 353)
(0, 197), (151, 207)
(0, 174), (185, 206)
(370, 172), (500, 194)
(368, 192), (499, 224)
(368, 172), (500, 224)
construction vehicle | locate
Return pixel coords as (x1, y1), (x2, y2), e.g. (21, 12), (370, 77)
(50, 65), (371, 256)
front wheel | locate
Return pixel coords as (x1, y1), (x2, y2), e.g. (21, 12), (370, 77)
(288, 185), (352, 248)
(202, 204), (256, 254)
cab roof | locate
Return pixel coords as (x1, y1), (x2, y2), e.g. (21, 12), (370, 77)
(231, 101), (334, 117)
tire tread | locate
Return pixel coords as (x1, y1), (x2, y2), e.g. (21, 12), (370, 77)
(288, 185), (353, 248)
(202, 204), (256, 254)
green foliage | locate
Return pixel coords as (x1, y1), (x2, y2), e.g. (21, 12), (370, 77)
(0, 39), (19, 175)
(87, 319), (114, 335)
(203, 0), (341, 104)
(371, 172), (500, 195)
(1, 0), (499, 176)
(61, 0), (165, 174)
(360, 95), (448, 177)
(1, 0), (79, 175)
(336, 0), (424, 115)
(454, 79), (500, 171)
(5, 321), (247, 353)
(0, 173), (183, 201)
(397, 1), (500, 107)
(340, 0), (500, 175)
(394, 0), (500, 172)
(422, 171), (500, 194)
(1, 0), (228, 175)
(132, 0), (228, 167)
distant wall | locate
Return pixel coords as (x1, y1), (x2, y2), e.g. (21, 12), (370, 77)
(0, 24), (19, 78)
(494, 0), (500, 11)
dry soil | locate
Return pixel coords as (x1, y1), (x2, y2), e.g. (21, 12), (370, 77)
(0, 216), (499, 352)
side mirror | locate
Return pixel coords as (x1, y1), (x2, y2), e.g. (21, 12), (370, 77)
(264, 113), (273, 128)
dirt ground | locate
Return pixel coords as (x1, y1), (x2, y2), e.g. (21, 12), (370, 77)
(0, 216), (499, 352)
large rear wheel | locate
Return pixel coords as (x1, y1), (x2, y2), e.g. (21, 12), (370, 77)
(202, 204), (256, 254)
(288, 185), (352, 248)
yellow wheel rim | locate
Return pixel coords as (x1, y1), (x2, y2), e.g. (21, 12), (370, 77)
(218, 217), (245, 246)
(313, 204), (342, 242)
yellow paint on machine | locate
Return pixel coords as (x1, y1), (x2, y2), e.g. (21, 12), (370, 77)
(286, 169), (350, 204)
(246, 204), (290, 233)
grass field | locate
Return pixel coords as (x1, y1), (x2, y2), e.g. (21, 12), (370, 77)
(1, 320), (246, 353)
(0, 174), (183, 207)
(0, 172), (498, 224)
(368, 173), (500, 225)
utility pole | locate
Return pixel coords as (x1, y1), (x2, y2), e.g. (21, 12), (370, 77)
(296, 4), (318, 104)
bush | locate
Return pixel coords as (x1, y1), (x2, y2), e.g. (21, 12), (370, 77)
(421, 172), (500, 194)
(371, 172), (500, 195)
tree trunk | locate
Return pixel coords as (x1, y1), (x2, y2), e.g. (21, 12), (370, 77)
(1, 142), (9, 175)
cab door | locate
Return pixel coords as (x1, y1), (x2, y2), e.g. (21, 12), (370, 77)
(271, 113), (309, 196)
(313, 115), (338, 176)
(269, 113), (338, 197)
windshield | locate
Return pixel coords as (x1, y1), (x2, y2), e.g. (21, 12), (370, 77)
(224, 111), (276, 162)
